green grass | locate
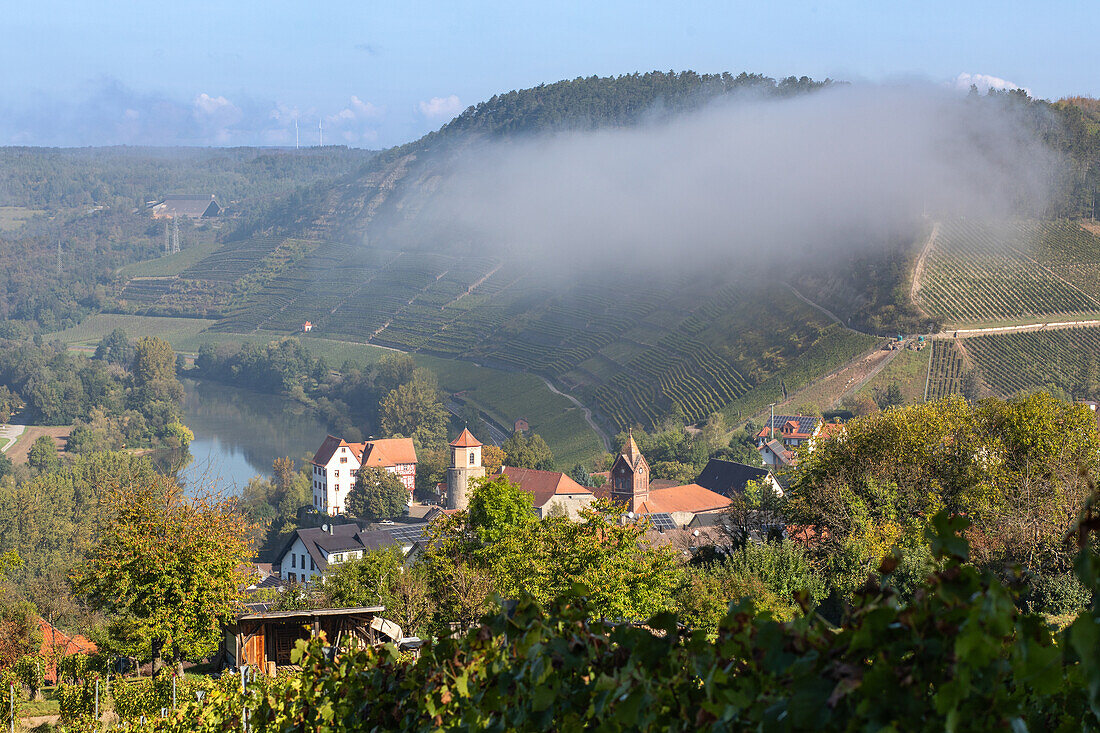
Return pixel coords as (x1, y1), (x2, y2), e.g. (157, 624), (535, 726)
(46, 315), (603, 468)
(18, 686), (60, 717)
(118, 238), (225, 278)
(857, 346), (932, 405)
(46, 314), (219, 348)
(0, 205), (44, 231)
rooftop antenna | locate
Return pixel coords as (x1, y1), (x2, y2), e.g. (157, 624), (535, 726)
(769, 403), (776, 436)
(294, 119), (299, 150)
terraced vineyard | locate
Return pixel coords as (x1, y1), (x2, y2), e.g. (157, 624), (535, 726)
(964, 328), (1100, 398)
(924, 341), (965, 401)
(917, 219), (1100, 325)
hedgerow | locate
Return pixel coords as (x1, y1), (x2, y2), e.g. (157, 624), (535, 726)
(116, 508), (1100, 732)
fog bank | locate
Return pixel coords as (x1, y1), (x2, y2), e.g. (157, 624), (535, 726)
(408, 84), (1062, 274)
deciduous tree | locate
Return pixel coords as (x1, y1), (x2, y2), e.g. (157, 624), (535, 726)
(346, 466), (408, 521)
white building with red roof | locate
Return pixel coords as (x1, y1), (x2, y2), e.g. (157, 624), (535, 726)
(311, 435), (418, 516)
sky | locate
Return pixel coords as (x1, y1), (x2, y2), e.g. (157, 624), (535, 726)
(1, 0), (1096, 148)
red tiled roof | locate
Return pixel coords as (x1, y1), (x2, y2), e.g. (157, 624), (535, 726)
(818, 423), (846, 439)
(39, 618), (96, 663)
(363, 438), (417, 466)
(635, 483), (732, 515)
(450, 428), (483, 448)
(502, 466), (590, 507)
(311, 435), (346, 465)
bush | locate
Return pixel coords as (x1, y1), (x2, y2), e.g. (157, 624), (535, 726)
(13, 654), (44, 699)
(57, 653), (91, 685)
(1027, 571), (1092, 616)
(58, 678), (97, 723)
(0, 668), (24, 721)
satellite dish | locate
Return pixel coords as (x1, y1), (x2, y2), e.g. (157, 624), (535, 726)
(321, 524), (329, 532)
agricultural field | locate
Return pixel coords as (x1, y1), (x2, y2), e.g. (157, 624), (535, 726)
(113, 230), (893, 434)
(917, 219), (1100, 326)
(856, 345), (932, 405)
(117, 237), (224, 278)
(963, 327), (1100, 400)
(924, 340), (966, 401)
(44, 314), (604, 468)
(45, 314), (219, 349)
(0, 205), (44, 231)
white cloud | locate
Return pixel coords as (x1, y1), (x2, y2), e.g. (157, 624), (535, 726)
(954, 73), (1030, 96)
(328, 95), (382, 124)
(194, 93), (238, 116)
(419, 94), (463, 119)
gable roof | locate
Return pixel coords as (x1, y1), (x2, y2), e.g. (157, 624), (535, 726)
(155, 194), (219, 217)
(501, 466), (591, 508)
(635, 483), (732, 515)
(450, 428), (483, 448)
(312, 436), (416, 467)
(760, 439), (795, 466)
(760, 415), (820, 439)
(39, 618), (96, 659)
(693, 459), (770, 497)
(312, 435), (348, 465)
(276, 523), (424, 574)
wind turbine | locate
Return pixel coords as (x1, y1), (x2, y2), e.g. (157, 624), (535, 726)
(319, 118), (323, 147)
(295, 119), (299, 150)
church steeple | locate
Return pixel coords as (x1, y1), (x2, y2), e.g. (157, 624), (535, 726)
(610, 429), (649, 512)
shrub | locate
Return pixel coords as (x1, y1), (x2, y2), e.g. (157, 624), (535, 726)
(13, 654), (44, 699)
(58, 678), (97, 723)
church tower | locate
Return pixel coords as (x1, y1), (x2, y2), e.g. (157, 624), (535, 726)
(609, 430), (649, 512)
(446, 428), (485, 511)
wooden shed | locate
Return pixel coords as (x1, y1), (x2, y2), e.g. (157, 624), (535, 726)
(223, 605), (392, 671)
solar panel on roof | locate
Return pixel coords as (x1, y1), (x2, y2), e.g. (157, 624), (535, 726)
(647, 513), (677, 532)
(388, 526), (427, 542)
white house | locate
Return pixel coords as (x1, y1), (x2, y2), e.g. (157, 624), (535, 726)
(275, 523), (426, 584)
(311, 435), (418, 516)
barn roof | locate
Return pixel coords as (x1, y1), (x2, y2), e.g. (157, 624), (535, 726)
(501, 466), (590, 508)
(693, 459), (771, 497)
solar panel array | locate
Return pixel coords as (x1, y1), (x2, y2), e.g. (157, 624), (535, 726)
(647, 513), (677, 531)
(388, 525), (427, 543)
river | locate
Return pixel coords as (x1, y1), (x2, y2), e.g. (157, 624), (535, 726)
(174, 379), (331, 495)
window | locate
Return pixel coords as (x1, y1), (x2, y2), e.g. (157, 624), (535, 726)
(340, 456), (347, 463)
(335, 470), (340, 477)
(291, 554), (296, 568)
(288, 573), (296, 582)
(469, 451), (475, 465)
(311, 558), (316, 570)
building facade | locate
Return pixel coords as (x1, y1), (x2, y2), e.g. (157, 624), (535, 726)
(310, 435), (417, 516)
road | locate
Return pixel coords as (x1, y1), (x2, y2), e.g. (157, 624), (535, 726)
(444, 399), (508, 445)
(538, 377), (612, 453)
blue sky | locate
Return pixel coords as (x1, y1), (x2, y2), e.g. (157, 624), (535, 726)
(2, 1), (1095, 147)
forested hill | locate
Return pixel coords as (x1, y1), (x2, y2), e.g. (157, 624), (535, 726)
(422, 71), (831, 143)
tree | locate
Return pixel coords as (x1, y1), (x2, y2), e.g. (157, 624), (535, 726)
(322, 548), (432, 637)
(874, 383), (904, 410)
(568, 463), (591, 488)
(93, 328), (134, 367)
(27, 435), (59, 475)
(467, 476), (535, 544)
(378, 369), (449, 449)
(71, 474), (256, 668)
(501, 431), (555, 470)
(131, 337), (176, 387)
(346, 466), (408, 521)
(481, 444), (505, 473)
(374, 353), (416, 395)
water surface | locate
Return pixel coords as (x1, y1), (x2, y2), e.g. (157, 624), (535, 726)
(175, 379), (330, 495)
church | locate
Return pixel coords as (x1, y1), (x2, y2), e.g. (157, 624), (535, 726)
(444, 428), (731, 527)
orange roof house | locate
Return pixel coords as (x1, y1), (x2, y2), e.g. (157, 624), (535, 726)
(500, 466), (593, 518)
(311, 435), (418, 515)
(38, 618), (96, 683)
